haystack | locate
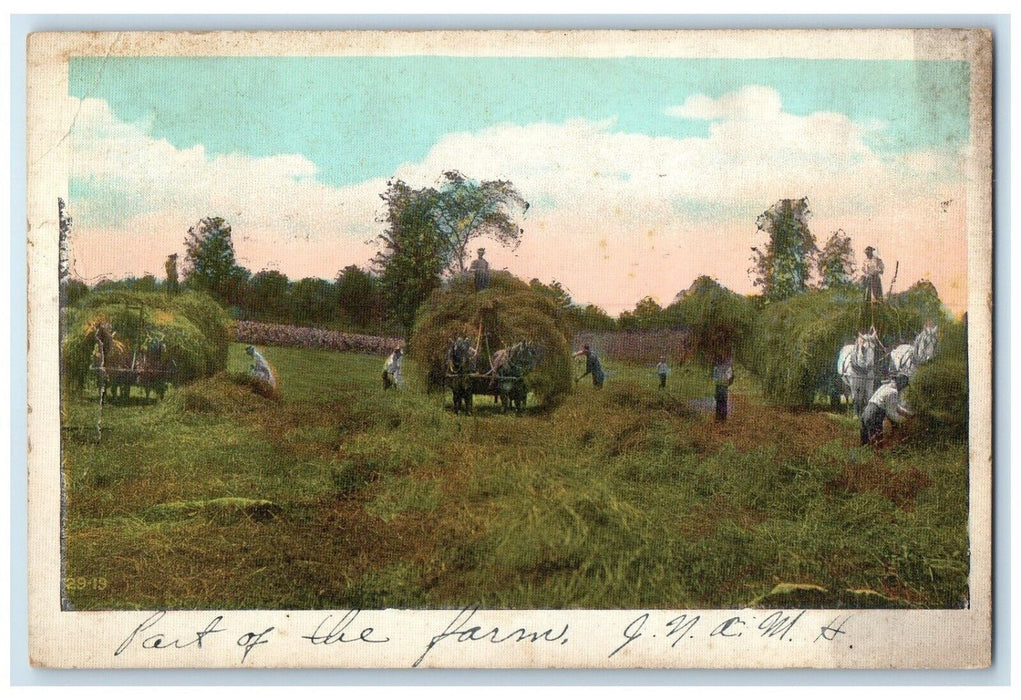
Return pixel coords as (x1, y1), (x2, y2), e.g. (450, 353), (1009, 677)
(62, 290), (232, 393)
(750, 283), (951, 408)
(906, 320), (967, 441)
(409, 271), (573, 407)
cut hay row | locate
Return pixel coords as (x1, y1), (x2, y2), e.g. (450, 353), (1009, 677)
(236, 321), (402, 355)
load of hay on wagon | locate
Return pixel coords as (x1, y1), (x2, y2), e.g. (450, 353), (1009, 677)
(61, 290), (232, 399)
(409, 271), (573, 409)
(748, 281), (951, 410)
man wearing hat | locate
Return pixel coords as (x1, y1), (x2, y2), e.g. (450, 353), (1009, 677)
(862, 246), (885, 303)
(860, 373), (912, 446)
(469, 247), (490, 291)
(575, 345), (605, 388)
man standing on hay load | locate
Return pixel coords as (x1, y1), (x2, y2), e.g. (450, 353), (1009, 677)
(575, 345), (605, 388)
(862, 246), (885, 303)
(470, 247), (490, 291)
(860, 373), (913, 446)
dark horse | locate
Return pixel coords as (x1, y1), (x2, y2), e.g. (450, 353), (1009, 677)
(489, 341), (543, 414)
(135, 339), (177, 400)
(91, 321), (133, 402)
(446, 336), (478, 414)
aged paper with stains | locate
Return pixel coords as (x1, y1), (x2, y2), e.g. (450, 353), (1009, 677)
(27, 29), (992, 669)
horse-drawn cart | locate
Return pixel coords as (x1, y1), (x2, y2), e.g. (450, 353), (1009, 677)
(444, 369), (528, 414)
(444, 337), (540, 415)
(90, 304), (178, 403)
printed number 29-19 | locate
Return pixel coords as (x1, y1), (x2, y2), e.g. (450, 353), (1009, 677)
(66, 576), (107, 591)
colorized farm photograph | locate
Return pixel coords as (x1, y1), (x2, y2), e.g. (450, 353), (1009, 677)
(57, 40), (977, 614)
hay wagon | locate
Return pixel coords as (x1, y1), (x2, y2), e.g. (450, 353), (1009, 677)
(444, 369), (529, 414)
(96, 363), (177, 401)
(91, 303), (179, 402)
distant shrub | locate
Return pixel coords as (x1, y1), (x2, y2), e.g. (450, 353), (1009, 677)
(409, 271), (573, 408)
(663, 276), (756, 365)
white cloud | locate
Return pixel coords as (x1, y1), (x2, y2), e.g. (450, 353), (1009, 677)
(68, 97), (385, 281)
(66, 89), (968, 313)
(390, 86), (958, 227)
(665, 84), (783, 121)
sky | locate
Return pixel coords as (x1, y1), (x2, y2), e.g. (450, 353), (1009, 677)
(67, 55), (972, 314)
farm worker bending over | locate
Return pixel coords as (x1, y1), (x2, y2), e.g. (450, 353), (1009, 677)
(862, 246), (885, 303)
(246, 345), (276, 388)
(656, 356), (669, 389)
(470, 248), (490, 291)
(575, 345), (605, 388)
(712, 356), (734, 422)
(383, 347), (403, 390)
(860, 374), (913, 446)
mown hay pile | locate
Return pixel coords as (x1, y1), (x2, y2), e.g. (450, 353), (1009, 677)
(907, 320), (968, 441)
(62, 291), (232, 393)
(750, 283), (950, 408)
(409, 272), (573, 408)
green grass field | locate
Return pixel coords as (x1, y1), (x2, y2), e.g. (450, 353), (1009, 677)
(61, 343), (969, 610)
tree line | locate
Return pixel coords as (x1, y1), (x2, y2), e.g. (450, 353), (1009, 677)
(60, 185), (882, 338)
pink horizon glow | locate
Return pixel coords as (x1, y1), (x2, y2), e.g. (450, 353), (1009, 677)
(70, 192), (968, 319)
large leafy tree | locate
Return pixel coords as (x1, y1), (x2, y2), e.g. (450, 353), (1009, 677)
(373, 174), (528, 334)
(817, 229), (856, 289)
(373, 181), (449, 334)
(618, 296), (666, 331)
(574, 304), (617, 331)
(528, 278), (573, 310)
(433, 170), (528, 273)
(164, 254), (180, 295)
(248, 269), (291, 318)
(335, 265), (380, 328)
(290, 277), (337, 324)
(750, 198), (818, 301)
(183, 216), (248, 304)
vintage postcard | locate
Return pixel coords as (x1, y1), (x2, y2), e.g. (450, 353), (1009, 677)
(26, 29), (992, 669)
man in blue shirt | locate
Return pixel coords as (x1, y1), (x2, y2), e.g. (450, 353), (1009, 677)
(575, 345), (605, 388)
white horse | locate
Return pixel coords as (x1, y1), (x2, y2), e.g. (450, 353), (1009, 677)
(889, 322), (938, 378)
(837, 329), (882, 416)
